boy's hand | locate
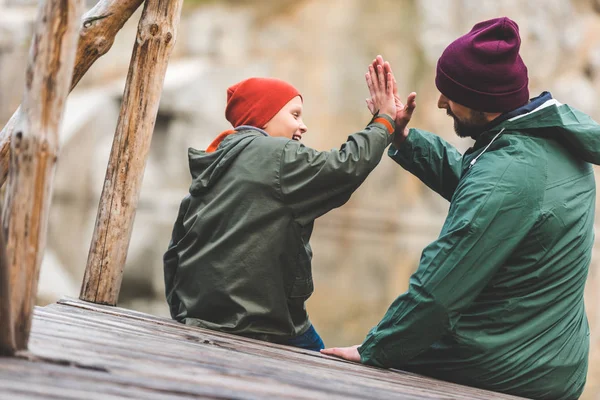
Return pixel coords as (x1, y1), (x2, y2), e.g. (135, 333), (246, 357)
(365, 55), (396, 120)
(369, 57), (417, 146)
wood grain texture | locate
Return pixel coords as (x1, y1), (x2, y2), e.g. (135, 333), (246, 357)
(0, 0), (145, 188)
(80, 0), (183, 306)
(0, 208), (15, 356)
(0, 298), (526, 400)
(2, 0), (83, 351)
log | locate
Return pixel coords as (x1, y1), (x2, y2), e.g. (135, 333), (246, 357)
(79, 0), (184, 305)
(0, 209), (15, 356)
(0, 0), (145, 188)
(3, 0), (83, 350)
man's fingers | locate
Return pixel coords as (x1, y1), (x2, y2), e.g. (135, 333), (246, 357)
(406, 92), (417, 112)
(320, 347), (341, 356)
(386, 72), (393, 95)
(321, 345), (361, 362)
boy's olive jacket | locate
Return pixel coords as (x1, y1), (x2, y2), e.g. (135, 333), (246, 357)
(164, 116), (395, 342)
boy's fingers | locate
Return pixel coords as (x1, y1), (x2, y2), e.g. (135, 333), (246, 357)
(369, 65), (379, 92)
(365, 72), (376, 99)
(377, 65), (385, 92)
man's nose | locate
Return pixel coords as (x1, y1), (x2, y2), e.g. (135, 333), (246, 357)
(437, 94), (449, 109)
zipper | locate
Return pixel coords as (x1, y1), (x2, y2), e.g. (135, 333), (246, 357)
(469, 128), (506, 169)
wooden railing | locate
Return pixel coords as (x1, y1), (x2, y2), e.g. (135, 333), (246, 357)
(2, 0), (83, 352)
(81, 0), (184, 306)
(0, 0), (182, 354)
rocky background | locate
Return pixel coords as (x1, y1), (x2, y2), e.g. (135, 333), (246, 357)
(1, 0), (599, 397)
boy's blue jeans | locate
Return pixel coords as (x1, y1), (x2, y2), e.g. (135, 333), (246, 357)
(284, 324), (325, 351)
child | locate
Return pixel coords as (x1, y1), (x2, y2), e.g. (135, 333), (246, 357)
(164, 58), (410, 351)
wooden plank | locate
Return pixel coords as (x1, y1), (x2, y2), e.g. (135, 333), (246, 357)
(80, 0), (184, 305)
(26, 312), (444, 398)
(0, 0), (146, 188)
(4, 301), (525, 400)
(3, 0), (83, 351)
(48, 301), (519, 399)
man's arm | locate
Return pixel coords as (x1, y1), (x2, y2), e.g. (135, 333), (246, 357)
(389, 128), (463, 202)
(355, 155), (541, 367)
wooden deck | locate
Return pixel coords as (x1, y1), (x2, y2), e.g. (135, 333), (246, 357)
(0, 298), (525, 399)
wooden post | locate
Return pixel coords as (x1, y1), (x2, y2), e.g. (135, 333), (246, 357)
(0, 0), (145, 188)
(0, 210), (15, 356)
(79, 0), (184, 305)
(2, 0), (83, 350)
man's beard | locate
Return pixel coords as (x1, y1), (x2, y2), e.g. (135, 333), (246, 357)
(447, 109), (489, 138)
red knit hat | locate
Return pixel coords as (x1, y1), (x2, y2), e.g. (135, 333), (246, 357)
(435, 17), (529, 113)
(225, 77), (301, 128)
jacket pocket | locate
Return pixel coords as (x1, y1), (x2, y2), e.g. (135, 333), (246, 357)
(288, 250), (314, 300)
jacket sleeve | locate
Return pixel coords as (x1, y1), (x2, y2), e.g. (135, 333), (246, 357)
(279, 115), (395, 226)
(388, 128), (463, 202)
(358, 156), (541, 368)
(163, 195), (190, 320)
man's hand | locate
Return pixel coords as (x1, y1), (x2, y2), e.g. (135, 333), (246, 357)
(365, 55), (396, 120)
(392, 91), (417, 147)
(320, 345), (361, 362)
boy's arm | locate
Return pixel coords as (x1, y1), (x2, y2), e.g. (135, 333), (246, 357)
(278, 114), (395, 226)
(389, 128), (463, 202)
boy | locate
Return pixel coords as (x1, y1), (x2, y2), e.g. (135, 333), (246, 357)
(164, 59), (415, 350)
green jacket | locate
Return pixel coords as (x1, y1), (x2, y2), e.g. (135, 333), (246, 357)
(164, 116), (395, 342)
(359, 97), (596, 399)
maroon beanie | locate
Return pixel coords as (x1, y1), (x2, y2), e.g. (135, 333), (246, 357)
(225, 77), (301, 128)
(435, 17), (529, 113)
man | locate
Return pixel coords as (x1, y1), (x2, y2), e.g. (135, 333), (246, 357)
(323, 17), (597, 400)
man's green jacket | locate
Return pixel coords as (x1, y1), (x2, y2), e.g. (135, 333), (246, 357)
(359, 97), (596, 399)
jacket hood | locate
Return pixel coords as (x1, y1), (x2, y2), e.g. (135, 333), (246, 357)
(187, 130), (262, 195)
(491, 97), (600, 165)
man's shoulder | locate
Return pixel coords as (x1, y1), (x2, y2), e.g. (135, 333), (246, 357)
(464, 136), (547, 199)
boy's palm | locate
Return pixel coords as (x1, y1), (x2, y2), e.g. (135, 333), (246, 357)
(365, 56), (396, 118)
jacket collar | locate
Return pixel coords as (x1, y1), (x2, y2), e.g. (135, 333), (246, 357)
(234, 125), (269, 136)
(471, 92), (553, 149)
(473, 92), (553, 139)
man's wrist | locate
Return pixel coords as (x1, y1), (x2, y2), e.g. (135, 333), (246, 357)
(392, 126), (409, 147)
